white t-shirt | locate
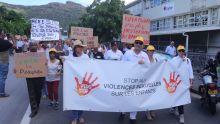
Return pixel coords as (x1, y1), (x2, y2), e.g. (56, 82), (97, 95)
(172, 56), (194, 79)
(165, 45), (176, 56)
(104, 49), (123, 60)
(16, 40), (24, 48)
(46, 59), (61, 82)
(65, 53), (89, 60)
(122, 50), (150, 64)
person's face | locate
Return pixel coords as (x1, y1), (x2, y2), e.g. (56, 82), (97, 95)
(75, 45), (84, 54)
(94, 47), (98, 52)
(49, 52), (56, 59)
(171, 42), (174, 46)
(134, 40), (143, 51)
(177, 49), (185, 57)
(147, 50), (155, 56)
(112, 45), (118, 51)
(30, 44), (38, 52)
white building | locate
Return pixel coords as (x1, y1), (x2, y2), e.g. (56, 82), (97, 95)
(126, 0), (220, 54)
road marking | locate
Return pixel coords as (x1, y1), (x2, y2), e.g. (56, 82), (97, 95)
(20, 104), (31, 124)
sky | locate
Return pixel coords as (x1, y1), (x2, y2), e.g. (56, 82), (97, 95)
(0, 0), (136, 6)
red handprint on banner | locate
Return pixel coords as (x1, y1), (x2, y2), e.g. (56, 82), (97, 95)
(75, 72), (100, 96)
(163, 72), (181, 94)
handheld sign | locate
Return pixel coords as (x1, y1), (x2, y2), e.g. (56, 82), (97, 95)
(15, 52), (47, 78)
(85, 36), (99, 48)
(31, 18), (60, 41)
(70, 26), (93, 40)
(121, 14), (150, 45)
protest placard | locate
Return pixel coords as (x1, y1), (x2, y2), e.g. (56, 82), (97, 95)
(121, 14), (151, 45)
(85, 36), (99, 48)
(15, 52), (47, 78)
(31, 18), (60, 41)
(70, 26), (93, 40)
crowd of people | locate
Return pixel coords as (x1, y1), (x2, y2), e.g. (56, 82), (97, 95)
(1, 28), (220, 124)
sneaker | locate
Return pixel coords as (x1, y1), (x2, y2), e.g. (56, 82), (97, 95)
(169, 108), (179, 116)
(48, 102), (54, 107)
(42, 95), (47, 99)
(150, 111), (156, 118)
(29, 111), (38, 118)
(0, 93), (9, 98)
(146, 112), (153, 121)
(79, 117), (85, 124)
(179, 114), (184, 124)
(71, 120), (77, 124)
(118, 113), (125, 121)
(53, 102), (59, 110)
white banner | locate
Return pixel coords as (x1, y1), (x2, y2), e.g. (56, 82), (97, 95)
(31, 18), (60, 41)
(63, 58), (191, 112)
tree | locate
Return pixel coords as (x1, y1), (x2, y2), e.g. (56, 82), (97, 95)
(73, 0), (129, 43)
(0, 5), (30, 35)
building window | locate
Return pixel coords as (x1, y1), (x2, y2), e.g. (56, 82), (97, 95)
(195, 10), (208, 26)
(150, 0), (172, 8)
(201, 10), (208, 25)
(188, 13), (195, 26)
(150, 0), (160, 8)
(150, 21), (157, 31)
(177, 16), (183, 28)
(151, 9), (211, 32)
(183, 15), (188, 27)
(211, 8), (218, 25)
(164, 18), (171, 29)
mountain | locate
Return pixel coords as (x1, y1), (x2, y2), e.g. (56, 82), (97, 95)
(0, 1), (86, 30)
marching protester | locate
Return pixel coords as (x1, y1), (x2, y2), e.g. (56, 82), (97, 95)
(55, 40), (63, 52)
(22, 35), (29, 52)
(104, 42), (123, 60)
(61, 39), (88, 124)
(15, 35), (24, 53)
(170, 45), (194, 124)
(89, 46), (104, 59)
(122, 42), (129, 54)
(145, 45), (157, 121)
(0, 29), (13, 98)
(46, 48), (61, 110)
(215, 51), (220, 96)
(15, 42), (46, 118)
(63, 39), (72, 56)
(38, 42), (49, 99)
(122, 36), (150, 124)
(165, 41), (176, 57)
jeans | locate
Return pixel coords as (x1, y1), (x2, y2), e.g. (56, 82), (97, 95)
(0, 64), (9, 94)
(72, 110), (83, 120)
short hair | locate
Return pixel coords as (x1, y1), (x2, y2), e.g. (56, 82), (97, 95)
(29, 42), (38, 47)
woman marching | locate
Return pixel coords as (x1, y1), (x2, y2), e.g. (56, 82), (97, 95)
(46, 48), (62, 110)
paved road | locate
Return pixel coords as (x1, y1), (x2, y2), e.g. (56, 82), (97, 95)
(1, 56), (220, 124)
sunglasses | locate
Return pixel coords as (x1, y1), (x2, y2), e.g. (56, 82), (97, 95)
(134, 41), (143, 45)
(178, 50), (185, 52)
(148, 50), (155, 52)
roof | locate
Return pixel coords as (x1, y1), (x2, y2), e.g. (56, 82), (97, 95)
(125, 0), (142, 9)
